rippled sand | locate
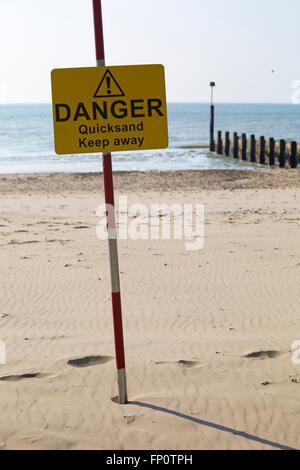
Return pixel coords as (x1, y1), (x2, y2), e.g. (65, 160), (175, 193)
(0, 169), (299, 450)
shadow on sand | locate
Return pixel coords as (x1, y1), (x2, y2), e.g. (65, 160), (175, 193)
(129, 401), (296, 451)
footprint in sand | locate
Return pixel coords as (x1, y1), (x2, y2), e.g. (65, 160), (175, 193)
(123, 415), (136, 425)
(155, 360), (205, 369)
(67, 355), (113, 368)
(0, 372), (52, 382)
(243, 350), (289, 360)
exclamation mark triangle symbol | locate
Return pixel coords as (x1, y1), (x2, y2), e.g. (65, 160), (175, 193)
(93, 70), (125, 98)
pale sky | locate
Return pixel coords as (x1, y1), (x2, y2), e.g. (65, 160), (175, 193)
(0, 0), (299, 104)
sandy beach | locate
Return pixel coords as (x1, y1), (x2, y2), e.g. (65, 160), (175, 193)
(0, 168), (300, 450)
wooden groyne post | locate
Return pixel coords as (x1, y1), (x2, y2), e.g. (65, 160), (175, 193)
(233, 132), (239, 159)
(250, 135), (256, 162)
(269, 137), (275, 166)
(217, 131), (223, 154)
(279, 139), (286, 168)
(241, 133), (247, 161)
(259, 136), (266, 164)
(291, 141), (298, 169)
(225, 131), (230, 156)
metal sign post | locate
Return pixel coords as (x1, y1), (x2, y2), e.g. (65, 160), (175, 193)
(92, 0), (128, 405)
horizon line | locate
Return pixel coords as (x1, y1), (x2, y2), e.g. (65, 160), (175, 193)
(0, 101), (296, 106)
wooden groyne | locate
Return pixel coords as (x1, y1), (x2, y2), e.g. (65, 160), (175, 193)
(213, 132), (299, 168)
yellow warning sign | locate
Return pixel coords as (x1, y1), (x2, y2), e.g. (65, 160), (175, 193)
(51, 64), (168, 155)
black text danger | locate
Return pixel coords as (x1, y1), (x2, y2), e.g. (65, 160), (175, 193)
(55, 99), (163, 122)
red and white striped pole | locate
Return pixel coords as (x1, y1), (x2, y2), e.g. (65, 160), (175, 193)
(92, 0), (128, 405)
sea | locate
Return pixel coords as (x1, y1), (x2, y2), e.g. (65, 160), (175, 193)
(0, 103), (299, 174)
